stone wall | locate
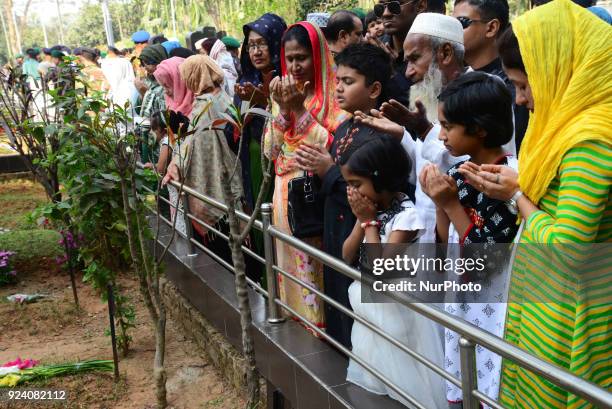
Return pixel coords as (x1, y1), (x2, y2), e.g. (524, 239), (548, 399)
(160, 278), (266, 406)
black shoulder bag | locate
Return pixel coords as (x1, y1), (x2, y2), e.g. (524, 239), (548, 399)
(287, 171), (324, 239)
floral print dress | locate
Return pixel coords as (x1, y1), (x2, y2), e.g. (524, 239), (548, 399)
(443, 156), (519, 405)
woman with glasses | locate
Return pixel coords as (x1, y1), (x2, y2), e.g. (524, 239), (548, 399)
(224, 14), (288, 286)
(227, 13), (287, 214)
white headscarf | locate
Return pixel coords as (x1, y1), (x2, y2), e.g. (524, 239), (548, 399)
(209, 40), (238, 97)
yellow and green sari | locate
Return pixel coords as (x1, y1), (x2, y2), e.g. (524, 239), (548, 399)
(500, 1), (612, 408)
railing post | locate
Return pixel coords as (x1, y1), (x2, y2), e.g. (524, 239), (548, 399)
(459, 337), (479, 409)
(262, 202), (284, 323)
(181, 191), (197, 256)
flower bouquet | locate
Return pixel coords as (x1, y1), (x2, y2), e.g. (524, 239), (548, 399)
(0, 360), (115, 387)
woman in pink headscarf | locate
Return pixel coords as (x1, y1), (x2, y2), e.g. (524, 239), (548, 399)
(153, 56), (194, 116)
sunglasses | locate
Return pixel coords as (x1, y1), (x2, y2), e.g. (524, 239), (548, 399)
(374, 0), (415, 17)
(456, 16), (490, 29)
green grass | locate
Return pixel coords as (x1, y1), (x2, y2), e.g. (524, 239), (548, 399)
(0, 179), (48, 230)
(0, 179), (62, 263)
(0, 229), (63, 263)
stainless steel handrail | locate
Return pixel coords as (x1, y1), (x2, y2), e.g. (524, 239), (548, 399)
(267, 226), (612, 409)
(138, 163), (612, 409)
(271, 263), (461, 387)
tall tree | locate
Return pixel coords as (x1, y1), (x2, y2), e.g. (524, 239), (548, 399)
(2, 0), (19, 55)
(66, 3), (118, 47)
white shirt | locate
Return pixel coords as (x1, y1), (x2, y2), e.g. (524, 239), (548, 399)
(401, 124), (466, 243)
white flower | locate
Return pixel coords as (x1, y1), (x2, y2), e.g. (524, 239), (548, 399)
(491, 212), (503, 226)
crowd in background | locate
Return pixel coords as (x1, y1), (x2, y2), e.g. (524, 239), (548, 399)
(3, 0), (611, 408)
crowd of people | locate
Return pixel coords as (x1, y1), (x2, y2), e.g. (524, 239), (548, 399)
(4, 0), (610, 407)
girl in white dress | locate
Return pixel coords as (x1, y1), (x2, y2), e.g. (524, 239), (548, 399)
(341, 136), (447, 409)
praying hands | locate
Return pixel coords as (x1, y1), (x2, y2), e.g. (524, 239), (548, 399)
(294, 143), (334, 178)
(270, 74), (310, 117)
(235, 82), (268, 106)
(347, 186), (377, 223)
(419, 163), (458, 208)
(458, 162), (519, 201)
(378, 99), (431, 140)
(353, 109), (404, 139)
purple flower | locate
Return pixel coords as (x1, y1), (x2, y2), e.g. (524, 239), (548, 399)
(8, 270), (16, 276)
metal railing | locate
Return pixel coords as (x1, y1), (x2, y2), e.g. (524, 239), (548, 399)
(139, 164), (612, 409)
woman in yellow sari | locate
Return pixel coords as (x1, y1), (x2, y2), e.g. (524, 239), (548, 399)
(458, 1), (611, 407)
(264, 22), (349, 332)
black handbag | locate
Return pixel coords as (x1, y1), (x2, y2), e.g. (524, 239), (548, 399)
(287, 171), (324, 238)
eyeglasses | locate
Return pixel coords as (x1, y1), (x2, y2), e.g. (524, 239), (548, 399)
(456, 16), (490, 29)
(247, 42), (269, 52)
(373, 0), (415, 17)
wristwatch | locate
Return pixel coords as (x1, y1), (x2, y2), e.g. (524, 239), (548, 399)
(506, 190), (523, 215)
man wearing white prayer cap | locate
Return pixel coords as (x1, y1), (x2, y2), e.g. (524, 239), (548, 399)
(355, 14), (517, 408)
(397, 12), (469, 242)
(356, 13), (514, 241)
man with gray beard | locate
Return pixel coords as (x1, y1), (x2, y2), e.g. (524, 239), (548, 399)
(355, 13), (469, 242)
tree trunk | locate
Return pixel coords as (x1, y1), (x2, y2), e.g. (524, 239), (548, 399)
(2, 0), (18, 55)
(222, 172), (260, 407)
(16, 0), (33, 38)
(153, 302), (167, 409)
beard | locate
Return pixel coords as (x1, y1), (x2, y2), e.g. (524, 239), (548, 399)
(409, 62), (444, 124)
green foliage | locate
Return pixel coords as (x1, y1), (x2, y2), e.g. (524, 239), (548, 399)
(19, 19), (63, 50)
(140, 0), (300, 39)
(12, 65), (156, 355)
(0, 230), (63, 263)
(299, 0), (360, 19)
(66, 4), (120, 48)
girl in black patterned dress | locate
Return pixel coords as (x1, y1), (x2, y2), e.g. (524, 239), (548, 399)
(420, 72), (519, 406)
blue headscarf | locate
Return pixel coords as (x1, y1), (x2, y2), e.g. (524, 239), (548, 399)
(161, 41), (181, 55)
(239, 13), (287, 86)
(225, 13), (286, 210)
(588, 6), (612, 24)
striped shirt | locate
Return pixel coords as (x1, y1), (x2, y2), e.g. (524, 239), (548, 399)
(501, 140), (612, 408)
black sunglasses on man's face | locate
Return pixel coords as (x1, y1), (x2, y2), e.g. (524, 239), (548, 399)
(374, 0), (417, 17)
(456, 16), (490, 29)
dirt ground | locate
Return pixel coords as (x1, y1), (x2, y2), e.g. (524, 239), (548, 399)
(0, 179), (246, 409)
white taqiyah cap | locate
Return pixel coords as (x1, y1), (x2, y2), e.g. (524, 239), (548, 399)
(408, 13), (464, 45)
